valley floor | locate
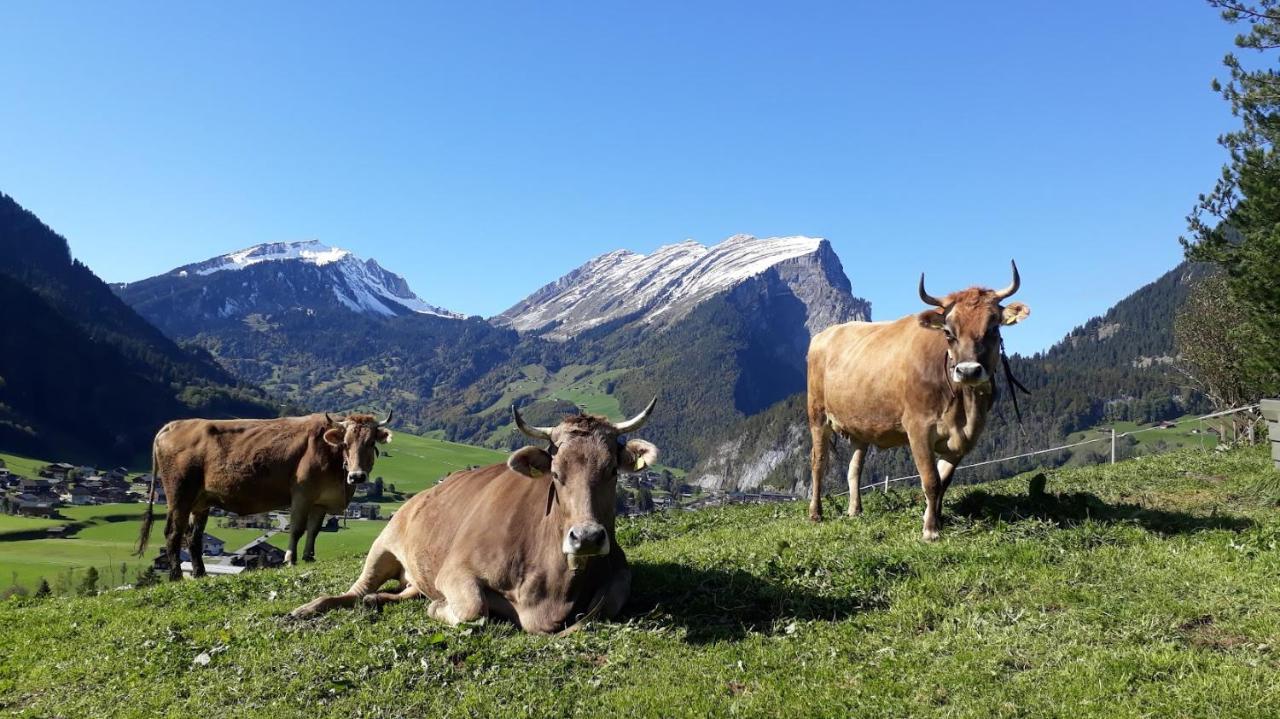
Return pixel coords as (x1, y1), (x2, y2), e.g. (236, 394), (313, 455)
(1, 447), (1278, 718)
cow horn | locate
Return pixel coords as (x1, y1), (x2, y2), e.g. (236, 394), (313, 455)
(918, 273), (945, 308)
(614, 396), (657, 434)
(512, 404), (554, 440)
(993, 260), (1020, 300)
(379, 409), (393, 427)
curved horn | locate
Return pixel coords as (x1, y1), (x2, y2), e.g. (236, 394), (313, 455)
(512, 404), (554, 440)
(614, 396), (657, 434)
(325, 412), (346, 426)
(918, 273), (944, 307)
(379, 409), (393, 427)
(993, 260), (1020, 300)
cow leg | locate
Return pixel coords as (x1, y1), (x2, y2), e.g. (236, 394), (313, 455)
(302, 508), (324, 562)
(362, 584), (422, 609)
(284, 495), (309, 566)
(808, 421), (832, 522)
(162, 506), (188, 581)
(937, 458), (957, 495)
(290, 540), (402, 618)
(846, 443), (868, 517)
(428, 567), (486, 626)
(907, 429), (944, 542)
(188, 509), (210, 578)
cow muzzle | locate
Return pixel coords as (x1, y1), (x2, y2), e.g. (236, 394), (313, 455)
(562, 522), (609, 562)
(346, 471), (368, 485)
(952, 361), (988, 386)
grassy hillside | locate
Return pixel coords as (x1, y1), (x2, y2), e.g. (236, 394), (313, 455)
(0, 434), (505, 592)
(1, 447), (1277, 717)
(371, 431), (506, 494)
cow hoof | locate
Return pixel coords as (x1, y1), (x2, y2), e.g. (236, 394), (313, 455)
(808, 512), (823, 523)
(848, 507), (864, 518)
(302, 556), (316, 563)
(922, 529), (940, 542)
(289, 604), (317, 620)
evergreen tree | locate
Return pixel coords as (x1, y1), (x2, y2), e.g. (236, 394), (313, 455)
(34, 579), (51, 598)
(1183, 1), (1280, 394)
(79, 567), (99, 595)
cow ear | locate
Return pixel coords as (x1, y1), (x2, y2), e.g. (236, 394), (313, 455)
(322, 428), (345, 447)
(375, 428), (393, 444)
(917, 308), (946, 330)
(1001, 302), (1031, 326)
(508, 446), (553, 478)
(620, 439), (658, 473)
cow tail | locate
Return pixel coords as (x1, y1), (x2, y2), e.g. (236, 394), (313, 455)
(135, 441), (159, 557)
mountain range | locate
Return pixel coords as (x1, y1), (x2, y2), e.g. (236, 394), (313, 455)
(0, 191), (1205, 484)
(113, 232), (869, 468)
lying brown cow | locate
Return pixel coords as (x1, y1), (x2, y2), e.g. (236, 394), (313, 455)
(291, 400), (658, 634)
(137, 412), (392, 580)
(807, 262), (1030, 540)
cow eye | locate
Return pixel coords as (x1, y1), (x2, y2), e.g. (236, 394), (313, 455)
(551, 471), (561, 481)
(942, 327), (956, 341)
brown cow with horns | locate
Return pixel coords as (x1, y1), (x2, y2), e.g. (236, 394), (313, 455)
(806, 261), (1030, 540)
(291, 400), (658, 634)
(137, 411), (392, 579)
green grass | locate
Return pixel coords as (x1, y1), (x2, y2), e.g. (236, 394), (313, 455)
(0, 433), (504, 592)
(375, 431), (505, 495)
(0, 452), (48, 480)
(1065, 413), (1217, 456)
(1, 446), (1277, 717)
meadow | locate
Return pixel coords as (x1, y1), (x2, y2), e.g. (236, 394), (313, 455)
(1, 446), (1277, 717)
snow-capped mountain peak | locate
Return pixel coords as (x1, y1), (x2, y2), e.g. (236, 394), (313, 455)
(118, 240), (460, 327)
(494, 234), (869, 340)
(187, 240), (352, 276)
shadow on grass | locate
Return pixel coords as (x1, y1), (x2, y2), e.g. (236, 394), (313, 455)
(624, 561), (888, 644)
(0, 522), (88, 542)
(951, 480), (1254, 535)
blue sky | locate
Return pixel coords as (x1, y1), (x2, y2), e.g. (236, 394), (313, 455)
(0, 2), (1242, 354)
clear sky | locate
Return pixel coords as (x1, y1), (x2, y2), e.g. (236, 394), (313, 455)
(0, 2), (1242, 354)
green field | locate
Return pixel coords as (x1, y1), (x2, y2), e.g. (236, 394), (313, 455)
(1063, 413), (1226, 461)
(1, 446), (1277, 717)
(0, 432), (504, 593)
(372, 430), (505, 494)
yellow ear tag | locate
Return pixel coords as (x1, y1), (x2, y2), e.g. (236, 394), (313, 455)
(633, 458), (647, 471)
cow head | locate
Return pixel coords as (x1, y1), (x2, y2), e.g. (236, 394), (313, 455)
(322, 411), (393, 484)
(916, 261), (1030, 387)
(507, 399), (659, 568)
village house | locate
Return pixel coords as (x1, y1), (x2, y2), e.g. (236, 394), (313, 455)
(345, 502), (381, 520)
(66, 487), (96, 505)
(4, 493), (58, 518)
(226, 536), (286, 569)
(38, 463), (76, 481)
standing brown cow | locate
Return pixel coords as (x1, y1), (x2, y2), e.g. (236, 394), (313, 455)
(290, 400), (658, 635)
(136, 412), (392, 580)
(807, 262), (1030, 540)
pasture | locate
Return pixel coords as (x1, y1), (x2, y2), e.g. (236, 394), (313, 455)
(1, 446), (1277, 717)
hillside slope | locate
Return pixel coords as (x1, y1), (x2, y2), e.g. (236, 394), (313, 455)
(2, 447), (1277, 718)
(0, 193), (274, 465)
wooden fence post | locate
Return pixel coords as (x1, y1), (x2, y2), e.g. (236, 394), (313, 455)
(1262, 399), (1280, 471)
